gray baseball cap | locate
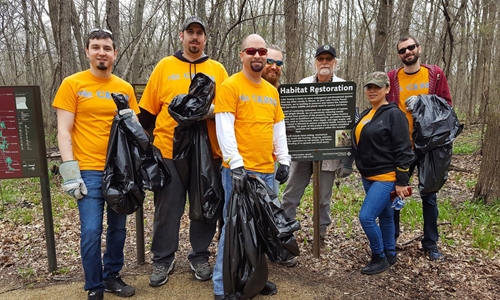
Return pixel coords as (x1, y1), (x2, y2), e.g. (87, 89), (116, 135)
(364, 71), (389, 88)
(181, 16), (206, 33)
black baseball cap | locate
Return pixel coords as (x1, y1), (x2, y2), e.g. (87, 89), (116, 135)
(181, 16), (206, 33)
(315, 45), (337, 58)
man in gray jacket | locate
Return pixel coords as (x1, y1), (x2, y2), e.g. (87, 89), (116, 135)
(281, 44), (352, 242)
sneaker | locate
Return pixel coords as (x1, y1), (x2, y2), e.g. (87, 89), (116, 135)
(361, 254), (390, 275)
(104, 274), (135, 297)
(149, 260), (175, 287)
(190, 261), (212, 281)
(426, 246), (445, 261)
(259, 281), (278, 296)
(279, 257), (298, 267)
(88, 289), (104, 300)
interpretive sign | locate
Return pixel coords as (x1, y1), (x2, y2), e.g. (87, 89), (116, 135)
(0, 86), (43, 178)
(280, 82), (356, 161)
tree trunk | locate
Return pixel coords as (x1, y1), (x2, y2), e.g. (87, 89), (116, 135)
(130, 0), (146, 83)
(284, 0), (300, 84)
(106, 0), (121, 75)
(373, 0), (391, 71)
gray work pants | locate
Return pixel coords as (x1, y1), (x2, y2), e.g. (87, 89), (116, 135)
(281, 161), (335, 231)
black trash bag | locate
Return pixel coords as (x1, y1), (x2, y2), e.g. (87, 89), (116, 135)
(168, 73), (223, 223)
(223, 187), (268, 300)
(102, 93), (170, 215)
(406, 94), (463, 154)
(418, 143), (452, 194)
(248, 176), (300, 263)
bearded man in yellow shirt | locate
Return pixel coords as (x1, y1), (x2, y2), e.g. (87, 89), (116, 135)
(212, 34), (291, 300)
(138, 16), (229, 287)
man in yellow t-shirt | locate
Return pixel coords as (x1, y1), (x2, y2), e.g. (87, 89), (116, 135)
(212, 34), (291, 300)
(137, 16), (229, 287)
(52, 29), (138, 300)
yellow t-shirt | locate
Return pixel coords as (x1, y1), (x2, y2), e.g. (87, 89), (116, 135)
(397, 67), (430, 144)
(215, 72), (284, 173)
(139, 56), (229, 159)
(52, 70), (139, 171)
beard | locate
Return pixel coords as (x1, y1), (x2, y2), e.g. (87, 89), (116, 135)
(96, 62), (108, 71)
(262, 69), (280, 86)
(318, 68), (331, 76)
(189, 45), (200, 54)
(401, 52), (420, 66)
(251, 62), (264, 72)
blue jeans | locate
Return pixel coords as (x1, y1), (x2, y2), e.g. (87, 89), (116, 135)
(359, 178), (396, 256)
(79, 171), (127, 291)
(213, 167), (274, 296)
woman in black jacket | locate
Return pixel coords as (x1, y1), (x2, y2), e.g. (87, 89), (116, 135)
(352, 72), (414, 275)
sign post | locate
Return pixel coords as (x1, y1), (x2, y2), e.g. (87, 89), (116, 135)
(0, 86), (56, 271)
(280, 82), (356, 257)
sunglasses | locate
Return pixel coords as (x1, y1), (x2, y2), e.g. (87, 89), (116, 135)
(266, 58), (283, 67)
(397, 43), (418, 55)
(316, 56), (334, 62)
(89, 28), (113, 36)
(242, 47), (268, 56)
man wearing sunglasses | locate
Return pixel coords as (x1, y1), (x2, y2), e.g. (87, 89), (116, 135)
(387, 35), (452, 262)
(281, 44), (353, 243)
(212, 34), (291, 300)
(138, 16), (229, 287)
(53, 29), (138, 300)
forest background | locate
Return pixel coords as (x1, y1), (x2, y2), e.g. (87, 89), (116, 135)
(2, 0), (499, 201)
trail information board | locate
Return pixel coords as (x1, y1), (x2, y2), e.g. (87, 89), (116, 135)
(280, 82), (356, 161)
(0, 86), (43, 178)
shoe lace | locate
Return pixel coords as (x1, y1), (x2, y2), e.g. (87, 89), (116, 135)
(112, 276), (127, 287)
(195, 262), (210, 269)
(153, 265), (168, 275)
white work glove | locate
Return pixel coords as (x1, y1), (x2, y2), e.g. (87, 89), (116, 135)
(199, 104), (215, 120)
(405, 95), (419, 111)
(59, 160), (88, 200)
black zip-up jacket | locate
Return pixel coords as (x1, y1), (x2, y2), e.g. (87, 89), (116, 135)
(351, 103), (414, 186)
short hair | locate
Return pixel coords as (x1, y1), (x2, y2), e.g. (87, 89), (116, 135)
(396, 35), (420, 50)
(86, 29), (115, 50)
(267, 44), (282, 52)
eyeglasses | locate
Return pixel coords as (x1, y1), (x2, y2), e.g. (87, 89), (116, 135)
(266, 58), (283, 67)
(397, 43), (418, 55)
(316, 56), (334, 62)
(89, 28), (113, 36)
(242, 47), (268, 56)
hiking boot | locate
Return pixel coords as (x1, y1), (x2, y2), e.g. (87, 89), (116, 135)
(190, 261), (212, 281)
(259, 281), (278, 295)
(88, 289), (104, 300)
(385, 252), (397, 266)
(149, 260), (175, 287)
(426, 246), (445, 261)
(279, 257), (298, 267)
(361, 254), (390, 275)
(104, 274), (135, 297)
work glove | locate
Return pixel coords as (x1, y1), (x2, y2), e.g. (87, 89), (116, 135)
(118, 108), (137, 120)
(405, 95), (419, 111)
(199, 104), (215, 120)
(59, 160), (88, 200)
(231, 167), (248, 194)
(335, 163), (353, 178)
(275, 164), (290, 184)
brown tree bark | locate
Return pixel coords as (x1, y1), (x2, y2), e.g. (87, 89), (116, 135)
(106, 0), (121, 75)
(284, 0), (301, 84)
(373, 0), (392, 71)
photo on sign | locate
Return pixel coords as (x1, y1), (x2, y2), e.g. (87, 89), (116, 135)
(335, 129), (352, 147)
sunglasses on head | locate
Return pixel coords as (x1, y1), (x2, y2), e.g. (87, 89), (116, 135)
(242, 47), (268, 56)
(266, 58), (283, 67)
(398, 43), (418, 55)
(89, 28), (113, 36)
